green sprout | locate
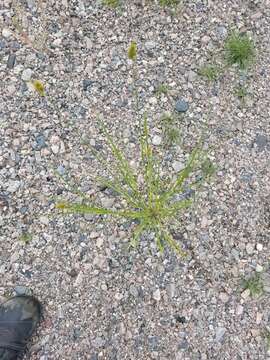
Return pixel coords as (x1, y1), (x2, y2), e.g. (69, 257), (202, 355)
(198, 65), (220, 81)
(242, 273), (264, 298)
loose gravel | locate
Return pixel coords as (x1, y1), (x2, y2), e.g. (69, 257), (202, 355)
(0, 1), (270, 359)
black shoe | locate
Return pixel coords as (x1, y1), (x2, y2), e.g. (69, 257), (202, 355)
(0, 295), (41, 360)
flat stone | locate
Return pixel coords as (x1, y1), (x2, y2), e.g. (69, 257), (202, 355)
(7, 54), (16, 69)
(14, 285), (29, 296)
(175, 99), (189, 113)
(21, 68), (33, 81)
(241, 288), (250, 299)
(145, 41), (157, 51)
(56, 165), (65, 175)
(83, 79), (94, 91)
(2, 28), (12, 38)
(130, 284), (139, 298)
(153, 289), (161, 301)
(215, 327), (226, 342)
(253, 134), (269, 152)
(172, 161), (184, 172)
(7, 180), (20, 193)
(246, 243), (254, 255)
(152, 135), (162, 146)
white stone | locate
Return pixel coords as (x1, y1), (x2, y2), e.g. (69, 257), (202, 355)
(256, 243), (263, 251)
(90, 231), (99, 239)
(40, 216), (49, 225)
(256, 264), (263, 273)
(2, 28), (12, 38)
(51, 144), (59, 154)
(7, 180), (20, 193)
(153, 289), (161, 301)
(241, 288), (250, 299)
(96, 238), (104, 248)
(172, 160), (184, 172)
(246, 243), (254, 255)
(236, 304), (244, 316)
(21, 69), (33, 81)
(152, 135), (162, 146)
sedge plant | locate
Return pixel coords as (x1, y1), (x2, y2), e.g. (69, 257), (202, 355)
(56, 42), (214, 256)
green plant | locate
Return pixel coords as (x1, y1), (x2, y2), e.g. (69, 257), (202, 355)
(103, 0), (120, 7)
(159, 0), (180, 6)
(198, 65), (220, 81)
(263, 328), (270, 352)
(242, 273), (264, 297)
(154, 83), (169, 97)
(160, 113), (180, 147)
(235, 85), (248, 101)
(20, 232), (32, 244)
(225, 32), (255, 69)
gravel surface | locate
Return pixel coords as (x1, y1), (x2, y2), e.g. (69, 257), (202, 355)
(1, 1), (270, 359)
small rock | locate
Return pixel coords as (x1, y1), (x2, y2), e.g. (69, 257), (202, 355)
(236, 304), (244, 316)
(201, 35), (211, 44)
(51, 144), (59, 154)
(216, 25), (227, 38)
(101, 197), (114, 208)
(175, 315), (186, 324)
(246, 243), (254, 255)
(148, 336), (159, 351)
(215, 327), (226, 342)
(241, 288), (250, 299)
(261, 273), (270, 293)
(153, 289), (161, 302)
(92, 336), (105, 348)
(7, 54), (16, 69)
(253, 134), (269, 152)
(172, 161), (184, 172)
(175, 99), (189, 113)
(130, 284), (139, 298)
(152, 135), (162, 146)
(21, 68), (33, 81)
(256, 243), (263, 251)
(40, 216), (49, 225)
(14, 285), (29, 296)
(219, 292), (229, 303)
(7, 180), (20, 193)
(178, 340), (189, 350)
(256, 264), (263, 273)
(83, 79), (93, 91)
(145, 41), (157, 51)
(35, 134), (46, 149)
(2, 28), (12, 38)
(10, 252), (19, 263)
(56, 165), (65, 175)
(90, 232), (99, 239)
(67, 269), (78, 278)
(96, 238), (103, 248)
(256, 312), (263, 324)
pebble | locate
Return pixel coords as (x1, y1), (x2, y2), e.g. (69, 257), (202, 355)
(130, 284), (139, 298)
(145, 41), (157, 51)
(35, 134), (46, 149)
(21, 69), (33, 81)
(100, 197), (114, 208)
(256, 243), (263, 251)
(83, 79), (93, 91)
(175, 99), (189, 113)
(246, 243), (254, 255)
(2, 28), (12, 38)
(241, 288), (250, 299)
(178, 340), (189, 350)
(56, 165), (65, 175)
(256, 264), (263, 273)
(152, 135), (162, 146)
(7, 180), (20, 193)
(14, 285), (29, 296)
(153, 289), (161, 301)
(253, 134), (269, 152)
(216, 25), (227, 38)
(219, 292), (229, 303)
(7, 54), (16, 69)
(236, 304), (244, 316)
(172, 161), (184, 172)
(261, 273), (270, 293)
(215, 327), (226, 342)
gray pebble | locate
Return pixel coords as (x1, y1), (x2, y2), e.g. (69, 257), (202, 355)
(216, 25), (227, 38)
(21, 68), (33, 81)
(83, 79), (94, 91)
(145, 41), (157, 51)
(178, 340), (189, 350)
(148, 336), (160, 351)
(57, 165), (65, 176)
(14, 285), (30, 296)
(253, 134), (269, 152)
(7, 54), (16, 69)
(175, 99), (189, 113)
(35, 134), (46, 149)
(215, 327), (226, 342)
(129, 284), (139, 298)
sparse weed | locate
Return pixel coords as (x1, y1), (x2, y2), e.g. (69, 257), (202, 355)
(225, 32), (255, 69)
(235, 85), (248, 101)
(242, 273), (264, 297)
(159, 0), (180, 6)
(160, 113), (180, 147)
(154, 83), (169, 98)
(198, 65), (220, 81)
(20, 232), (32, 244)
(263, 328), (270, 352)
(103, 0), (120, 8)
(56, 42), (214, 256)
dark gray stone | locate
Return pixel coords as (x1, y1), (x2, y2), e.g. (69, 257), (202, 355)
(35, 134), (46, 149)
(178, 340), (189, 350)
(175, 99), (189, 113)
(7, 54), (16, 69)
(14, 285), (28, 296)
(83, 79), (94, 91)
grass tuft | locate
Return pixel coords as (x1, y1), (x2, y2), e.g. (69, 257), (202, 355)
(159, 0), (180, 6)
(103, 0), (120, 8)
(225, 32), (255, 69)
(242, 273), (264, 297)
(198, 65), (220, 81)
(57, 116), (214, 256)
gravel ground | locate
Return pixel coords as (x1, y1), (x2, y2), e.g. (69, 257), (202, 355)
(1, 1), (270, 359)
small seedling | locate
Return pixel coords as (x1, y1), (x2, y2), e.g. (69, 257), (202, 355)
(31, 80), (45, 96)
(198, 65), (220, 81)
(154, 84), (169, 97)
(225, 32), (255, 69)
(235, 85), (248, 101)
(20, 232), (32, 244)
(263, 328), (270, 352)
(103, 0), (120, 8)
(242, 273), (264, 297)
(159, 0), (180, 6)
